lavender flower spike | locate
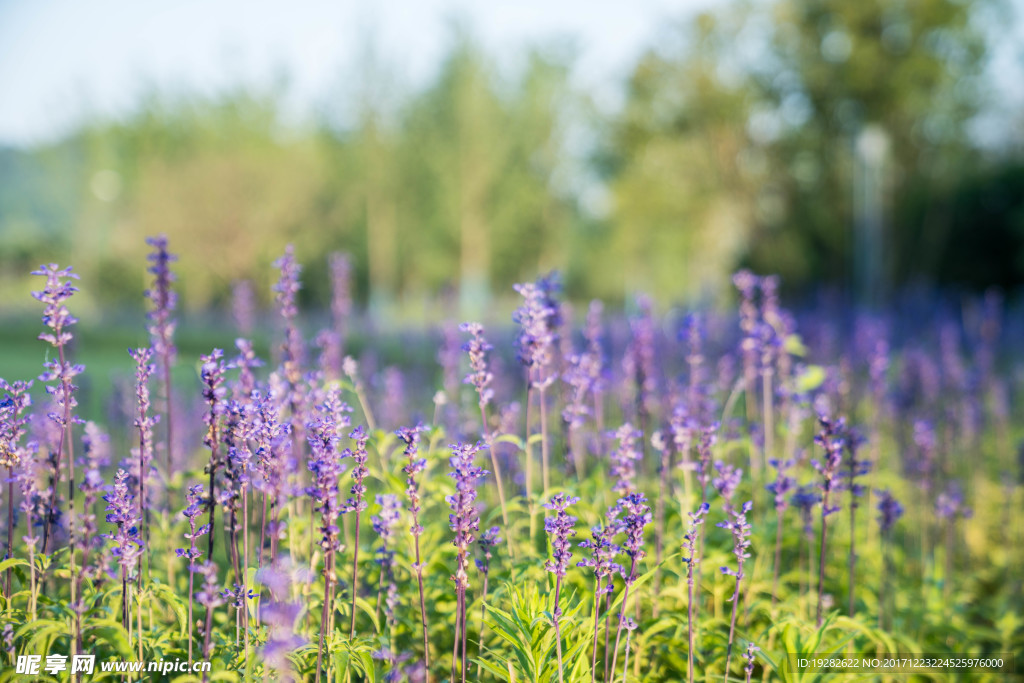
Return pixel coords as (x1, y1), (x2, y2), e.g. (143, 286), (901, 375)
(177, 484), (210, 666)
(718, 500), (753, 682)
(609, 493), (651, 680)
(103, 469), (144, 628)
(682, 501), (709, 683)
(447, 441), (488, 683)
(145, 235), (177, 470)
(544, 493), (578, 683)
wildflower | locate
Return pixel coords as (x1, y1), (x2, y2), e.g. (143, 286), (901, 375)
(713, 461), (743, 505)
(372, 494), (403, 627)
(545, 491), (578, 683)
(876, 489), (904, 533)
(609, 423), (642, 494)
(461, 322), (494, 409)
(719, 500), (753, 681)
(609, 493), (651, 679)
(513, 281), (558, 391)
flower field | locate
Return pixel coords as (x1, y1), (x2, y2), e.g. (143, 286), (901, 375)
(0, 238), (1020, 682)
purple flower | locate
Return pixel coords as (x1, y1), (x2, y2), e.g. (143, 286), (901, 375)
(875, 489), (903, 533)
(766, 459), (795, 512)
(0, 379), (32, 469)
(342, 426), (369, 513)
(682, 502), (710, 567)
(475, 526), (501, 575)
(144, 235), (178, 365)
(32, 264), (79, 347)
(372, 494), (404, 623)
(129, 347), (160, 498)
(102, 469), (145, 578)
(229, 339), (263, 403)
(543, 494), (579, 578)
(718, 501), (753, 581)
(306, 394), (345, 553)
(257, 560), (306, 679)
(935, 482), (972, 521)
(460, 322), (494, 409)
(811, 409), (846, 516)
(616, 492), (652, 570)
(513, 280), (558, 390)
(398, 425), (427, 537)
(790, 486), (821, 540)
(273, 245), (306, 392)
(447, 442), (489, 588)
(609, 423), (642, 494)
(201, 350), (227, 451)
(195, 561), (223, 610)
(713, 462), (743, 504)
(329, 253), (353, 346)
(623, 295), (658, 419)
(177, 484), (210, 566)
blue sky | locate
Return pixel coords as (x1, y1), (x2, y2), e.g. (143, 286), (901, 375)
(0, 0), (719, 145)
(0, 0), (1020, 147)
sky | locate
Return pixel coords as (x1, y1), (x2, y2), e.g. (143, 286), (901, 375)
(0, 0), (1021, 148)
(0, 0), (720, 146)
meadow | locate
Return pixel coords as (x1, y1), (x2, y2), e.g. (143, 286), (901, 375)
(0, 238), (1020, 682)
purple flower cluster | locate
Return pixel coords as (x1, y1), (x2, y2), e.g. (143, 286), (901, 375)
(372, 494), (404, 624)
(811, 410), (846, 516)
(609, 423), (642, 494)
(447, 442), (488, 586)
(177, 484), (210, 568)
(875, 489), (903, 533)
(103, 469), (145, 578)
(544, 494), (579, 578)
(460, 322), (494, 409)
(766, 458), (795, 512)
(718, 501), (753, 581)
(343, 426), (369, 513)
(475, 526), (501, 575)
(713, 461), (743, 505)
(144, 235), (178, 365)
(398, 425), (427, 537)
(513, 280), (559, 390)
(306, 397), (345, 553)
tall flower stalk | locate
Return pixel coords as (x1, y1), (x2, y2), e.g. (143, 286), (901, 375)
(129, 347), (159, 578)
(399, 425), (431, 669)
(145, 235), (177, 471)
(343, 425), (369, 638)
(812, 410), (845, 626)
(201, 350), (227, 561)
(461, 322), (512, 550)
(577, 513), (620, 683)
(682, 502), (709, 683)
(306, 398), (344, 683)
(447, 442), (488, 683)
(33, 264), (83, 647)
(766, 458), (795, 608)
(103, 470), (144, 631)
(544, 493), (578, 683)
(0, 379), (31, 598)
(177, 484), (210, 667)
(718, 500), (753, 682)
(608, 493), (651, 680)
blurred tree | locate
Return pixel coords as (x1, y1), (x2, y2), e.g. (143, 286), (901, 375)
(606, 0), (1004, 301)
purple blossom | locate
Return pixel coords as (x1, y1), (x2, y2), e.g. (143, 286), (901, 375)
(577, 512), (622, 595)
(195, 561), (223, 610)
(306, 394), (345, 553)
(229, 339), (263, 402)
(475, 526), (501, 575)
(398, 425), (427, 537)
(609, 423), (642, 494)
(372, 494), (404, 623)
(616, 492), (652, 570)
(712, 462), (743, 504)
(936, 482), (972, 521)
(329, 252), (353, 347)
(766, 459), (795, 512)
(875, 489), (903, 533)
(682, 502), (710, 568)
(543, 494), (579, 578)
(144, 235), (178, 366)
(790, 486), (821, 540)
(513, 280), (558, 390)
(273, 245), (306, 404)
(447, 442), (489, 588)
(102, 469), (145, 578)
(0, 379), (32, 469)
(461, 322), (495, 409)
(177, 484), (210, 567)
(343, 426), (369, 513)
(624, 295), (658, 419)
(811, 410), (846, 516)
(718, 501), (753, 581)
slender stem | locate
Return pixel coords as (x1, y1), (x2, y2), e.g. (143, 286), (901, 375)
(349, 509), (361, 639)
(653, 445), (669, 617)
(621, 630), (633, 683)
(608, 558), (636, 680)
(525, 384), (536, 542)
(414, 535), (431, 675)
(687, 556), (695, 683)
(460, 584), (469, 683)
(187, 566), (195, 667)
(5, 475), (12, 599)
(316, 548), (331, 683)
(590, 577), (602, 683)
(848, 496), (856, 617)
(450, 587), (462, 683)
(724, 575), (741, 683)
(553, 576), (564, 683)
(816, 492), (831, 627)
